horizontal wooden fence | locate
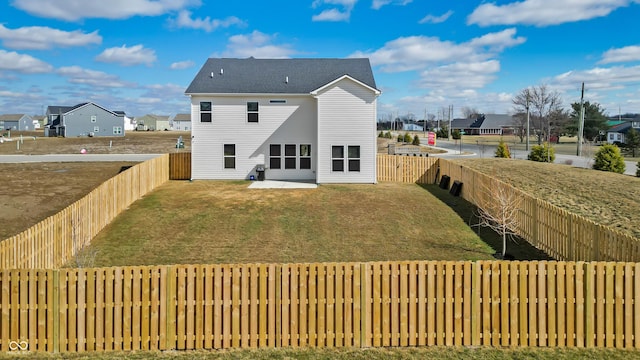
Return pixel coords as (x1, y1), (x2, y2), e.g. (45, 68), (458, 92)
(0, 155), (170, 269)
(1, 261), (639, 353)
(437, 159), (640, 262)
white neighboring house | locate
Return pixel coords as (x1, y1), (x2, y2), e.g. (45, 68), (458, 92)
(607, 121), (640, 144)
(171, 113), (191, 131)
(185, 57), (380, 183)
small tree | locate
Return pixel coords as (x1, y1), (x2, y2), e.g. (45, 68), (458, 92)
(384, 131), (392, 139)
(528, 143), (555, 162)
(403, 132), (412, 143)
(495, 139), (511, 158)
(636, 161), (640, 177)
(625, 128), (640, 157)
(451, 129), (461, 140)
(397, 134), (404, 142)
(474, 179), (523, 259)
(412, 135), (420, 146)
(593, 144), (626, 173)
(378, 131), (384, 138)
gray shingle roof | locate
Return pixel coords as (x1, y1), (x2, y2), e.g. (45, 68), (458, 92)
(478, 114), (514, 129)
(185, 57), (378, 94)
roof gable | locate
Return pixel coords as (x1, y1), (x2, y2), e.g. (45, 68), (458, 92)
(310, 74), (380, 96)
(185, 57), (378, 95)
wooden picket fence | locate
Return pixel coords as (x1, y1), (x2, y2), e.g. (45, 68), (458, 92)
(1, 261), (639, 353)
(0, 155), (170, 269)
(436, 159), (640, 262)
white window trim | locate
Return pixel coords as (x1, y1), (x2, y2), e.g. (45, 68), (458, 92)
(247, 101), (259, 123)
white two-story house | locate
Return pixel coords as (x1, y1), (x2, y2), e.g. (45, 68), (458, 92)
(185, 57), (380, 183)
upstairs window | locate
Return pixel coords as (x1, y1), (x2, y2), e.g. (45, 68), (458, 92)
(247, 102), (259, 123)
(200, 102), (212, 123)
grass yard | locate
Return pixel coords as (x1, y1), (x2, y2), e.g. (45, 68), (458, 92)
(68, 181), (549, 267)
(4, 346), (640, 359)
(450, 158), (640, 239)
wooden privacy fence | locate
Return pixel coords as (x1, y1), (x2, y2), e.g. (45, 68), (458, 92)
(169, 152), (191, 180)
(437, 159), (640, 262)
(0, 155), (170, 269)
(376, 155), (439, 183)
(1, 261), (639, 353)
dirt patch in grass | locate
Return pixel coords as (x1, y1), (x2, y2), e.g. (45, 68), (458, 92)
(451, 158), (640, 239)
(0, 162), (138, 239)
(0, 131), (191, 155)
(71, 181), (501, 266)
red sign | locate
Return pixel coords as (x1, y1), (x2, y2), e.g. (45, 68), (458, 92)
(427, 131), (436, 146)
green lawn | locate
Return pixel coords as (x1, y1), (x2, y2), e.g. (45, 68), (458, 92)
(68, 182), (549, 267)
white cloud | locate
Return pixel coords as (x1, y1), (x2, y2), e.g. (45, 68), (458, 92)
(57, 66), (133, 88)
(468, 0), (637, 27)
(172, 10), (246, 32)
(372, 0), (412, 10)
(550, 64), (640, 92)
(217, 31), (297, 58)
(350, 28), (525, 72)
(599, 45), (640, 64)
(0, 50), (53, 73)
(12, 0), (200, 21)
(419, 10), (453, 24)
(312, 0), (357, 22)
(95, 44), (157, 66)
(170, 60), (195, 70)
(0, 24), (101, 50)
(416, 60), (501, 89)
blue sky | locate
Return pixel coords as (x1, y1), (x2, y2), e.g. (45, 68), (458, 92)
(1, 0), (640, 119)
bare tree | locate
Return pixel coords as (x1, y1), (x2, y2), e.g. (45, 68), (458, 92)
(512, 85), (564, 145)
(461, 106), (480, 119)
(473, 178), (523, 259)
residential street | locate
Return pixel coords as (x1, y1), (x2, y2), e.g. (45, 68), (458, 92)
(424, 138), (638, 176)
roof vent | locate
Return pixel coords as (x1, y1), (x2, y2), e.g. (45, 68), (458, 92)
(220, 68), (224, 75)
(210, 72), (214, 78)
(285, 76), (289, 84)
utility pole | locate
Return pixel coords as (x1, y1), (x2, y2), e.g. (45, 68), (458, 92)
(448, 105), (452, 140)
(526, 92), (530, 151)
(577, 82), (585, 156)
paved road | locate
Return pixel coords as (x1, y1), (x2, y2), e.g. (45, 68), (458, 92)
(0, 154), (163, 163)
(424, 138), (638, 176)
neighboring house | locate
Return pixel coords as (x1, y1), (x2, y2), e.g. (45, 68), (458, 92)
(185, 57), (380, 183)
(117, 112), (136, 131)
(32, 115), (46, 129)
(403, 123), (423, 131)
(607, 121), (640, 144)
(450, 118), (476, 134)
(171, 113), (191, 131)
(0, 114), (33, 131)
(44, 102), (125, 137)
(136, 114), (171, 131)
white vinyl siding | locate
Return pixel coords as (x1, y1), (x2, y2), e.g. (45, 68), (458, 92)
(316, 78), (378, 183)
(190, 95), (316, 180)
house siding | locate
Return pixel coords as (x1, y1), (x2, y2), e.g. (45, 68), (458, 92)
(191, 95), (317, 181)
(316, 78), (378, 183)
(63, 103), (125, 137)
